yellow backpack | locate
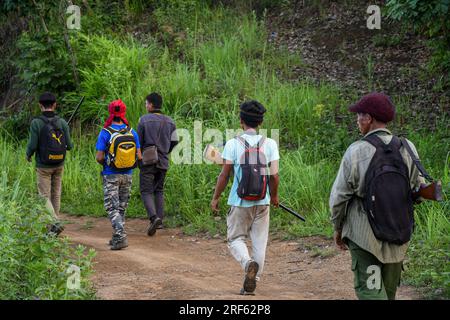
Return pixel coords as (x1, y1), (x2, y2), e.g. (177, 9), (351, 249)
(104, 126), (137, 170)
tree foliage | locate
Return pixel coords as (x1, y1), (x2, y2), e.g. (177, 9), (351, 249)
(386, 0), (450, 75)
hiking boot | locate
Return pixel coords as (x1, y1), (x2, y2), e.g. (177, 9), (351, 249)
(147, 217), (162, 237)
(156, 223), (164, 230)
(110, 235), (128, 250)
(48, 223), (64, 236)
(242, 260), (259, 294)
(109, 232), (126, 246)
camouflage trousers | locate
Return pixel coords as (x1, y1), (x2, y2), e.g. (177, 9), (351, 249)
(102, 174), (133, 237)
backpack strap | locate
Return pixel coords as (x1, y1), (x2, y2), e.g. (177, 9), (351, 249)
(235, 136), (251, 165)
(235, 136), (267, 165)
(235, 135), (266, 148)
(388, 135), (401, 148)
(38, 115), (50, 124)
(103, 126), (116, 135)
(363, 133), (389, 151)
(256, 137), (266, 149)
(103, 125), (131, 135)
(400, 137), (434, 182)
(38, 115), (62, 129)
(235, 136), (249, 149)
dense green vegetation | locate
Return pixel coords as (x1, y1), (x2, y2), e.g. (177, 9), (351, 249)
(0, 135), (96, 299)
(386, 0), (449, 85)
(0, 0), (448, 299)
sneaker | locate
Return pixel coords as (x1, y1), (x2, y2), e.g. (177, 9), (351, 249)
(242, 260), (259, 294)
(240, 288), (256, 296)
(147, 217), (162, 236)
(110, 235), (128, 250)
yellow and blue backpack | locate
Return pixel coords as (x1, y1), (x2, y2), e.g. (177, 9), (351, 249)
(104, 126), (137, 170)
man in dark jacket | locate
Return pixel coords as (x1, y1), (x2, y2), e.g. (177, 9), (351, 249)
(138, 93), (178, 236)
(26, 92), (73, 235)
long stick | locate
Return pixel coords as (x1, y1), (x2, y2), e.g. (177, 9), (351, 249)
(67, 96), (85, 125)
(279, 203), (306, 222)
(5, 84), (36, 109)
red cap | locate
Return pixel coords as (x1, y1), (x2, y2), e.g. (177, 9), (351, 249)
(349, 93), (395, 123)
(103, 99), (129, 128)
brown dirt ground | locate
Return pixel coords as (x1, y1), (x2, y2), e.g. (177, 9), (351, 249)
(61, 214), (421, 300)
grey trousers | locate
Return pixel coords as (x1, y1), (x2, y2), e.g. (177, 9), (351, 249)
(139, 165), (167, 221)
(227, 205), (270, 278)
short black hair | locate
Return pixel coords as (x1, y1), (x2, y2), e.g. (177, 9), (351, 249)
(38, 92), (56, 109)
(146, 92), (163, 109)
(240, 100), (266, 128)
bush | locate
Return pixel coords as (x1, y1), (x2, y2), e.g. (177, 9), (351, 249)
(15, 31), (75, 95)
(0, 135), (96, 299)
(386, 0), (450, 83)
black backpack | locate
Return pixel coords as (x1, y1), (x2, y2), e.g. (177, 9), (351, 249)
(236, 136), (268, 201)
(362, 134), (414, 245)
(38, 116), (67, 165)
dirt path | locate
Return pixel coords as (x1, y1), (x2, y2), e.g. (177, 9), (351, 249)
(62, 214), (420, 300)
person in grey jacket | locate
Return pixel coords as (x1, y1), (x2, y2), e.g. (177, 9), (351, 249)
(137, 93), (178, 236)
(330, 93), (424, 300)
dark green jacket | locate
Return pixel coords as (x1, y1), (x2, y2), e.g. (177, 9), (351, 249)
(26, 112), (73, 168)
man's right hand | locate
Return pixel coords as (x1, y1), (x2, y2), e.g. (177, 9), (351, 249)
(334, 230), (348, 251)
(270, 195), (279, 208)
(210, 198), (220, 213)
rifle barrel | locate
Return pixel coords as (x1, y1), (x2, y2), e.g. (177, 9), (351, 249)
(67, 96), (85, 125)
(279, 203), (306, 222)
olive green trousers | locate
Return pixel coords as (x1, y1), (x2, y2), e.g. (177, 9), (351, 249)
(348, 240), (403, 300)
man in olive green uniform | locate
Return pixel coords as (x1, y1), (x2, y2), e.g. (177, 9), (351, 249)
(329, 93), (424, 300)
(26, 92), (73, 235)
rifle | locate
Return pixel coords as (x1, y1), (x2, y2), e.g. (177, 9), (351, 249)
(413, 182), (443, 201)
(67, 96), (85, 125)
(400, 138), (443, 202)
(279, 203), (306, 222)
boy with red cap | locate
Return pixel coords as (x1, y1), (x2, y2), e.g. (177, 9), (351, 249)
(329, 93), (425, 299)
(96, 99), (142, 250)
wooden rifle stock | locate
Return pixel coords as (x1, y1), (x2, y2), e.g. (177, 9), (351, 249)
(413, 181), (443, 202)
(400, 138), (444, 203)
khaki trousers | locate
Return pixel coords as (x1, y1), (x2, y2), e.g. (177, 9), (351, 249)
(36, 166), (64, 219)
(227, 205), (270, 278)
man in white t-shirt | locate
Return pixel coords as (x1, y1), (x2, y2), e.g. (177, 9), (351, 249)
(211, 100), (280, 295)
